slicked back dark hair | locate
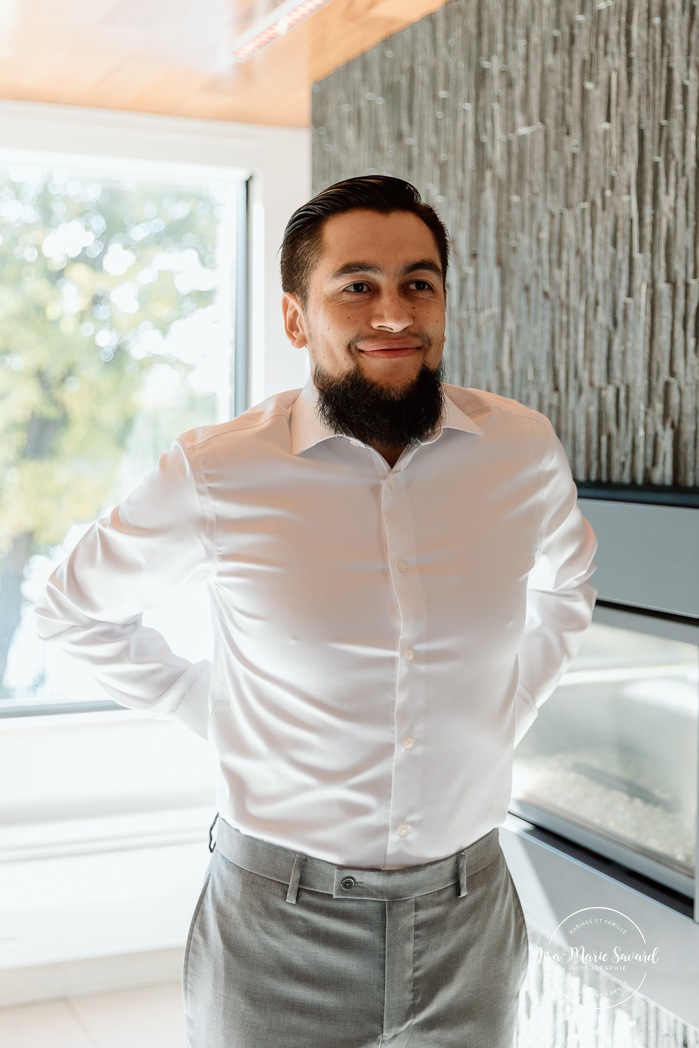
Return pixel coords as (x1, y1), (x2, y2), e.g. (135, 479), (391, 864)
(280, 175), (449, 304)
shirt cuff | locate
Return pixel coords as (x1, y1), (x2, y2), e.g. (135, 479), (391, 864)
(169, 660), (213, 741)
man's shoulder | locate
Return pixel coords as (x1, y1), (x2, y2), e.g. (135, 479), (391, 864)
(445, 384), (555, 435)
(176, 388), (303, 455)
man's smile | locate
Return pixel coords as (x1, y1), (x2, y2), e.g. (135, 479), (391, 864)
(353, 337), (427, 360)
(358, 346), (421, 359)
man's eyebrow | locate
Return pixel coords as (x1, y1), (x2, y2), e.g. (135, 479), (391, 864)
(329, 262), (382, 280)
(328, 259), (443, 281)
(403, 259), (443, 279)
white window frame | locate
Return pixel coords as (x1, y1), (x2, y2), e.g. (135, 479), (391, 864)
(0, 99), (311, 404)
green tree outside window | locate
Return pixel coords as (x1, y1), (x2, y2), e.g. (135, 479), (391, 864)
(0, 164), (236, 702)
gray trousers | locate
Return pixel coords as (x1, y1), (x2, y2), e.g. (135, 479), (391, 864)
(183, 821), (528, 1048)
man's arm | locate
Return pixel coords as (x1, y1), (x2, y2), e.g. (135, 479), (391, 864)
(35, 440), (212, 738)
(514, 426), (597, 744)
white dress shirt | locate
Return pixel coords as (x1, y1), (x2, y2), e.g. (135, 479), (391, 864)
(36, 382), (596, 868)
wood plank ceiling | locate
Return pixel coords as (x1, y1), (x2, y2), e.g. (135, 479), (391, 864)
(0, 0), (447, 126)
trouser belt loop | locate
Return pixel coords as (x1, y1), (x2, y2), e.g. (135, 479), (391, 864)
(456, 849), (468, 898)
(208, 812), (219, 854)
(286, 854), (307, 904)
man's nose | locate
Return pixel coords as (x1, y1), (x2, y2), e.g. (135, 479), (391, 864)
(370, 290), (413, 331)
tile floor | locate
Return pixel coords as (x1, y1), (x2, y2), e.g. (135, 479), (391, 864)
(0, 982), (186, 1048)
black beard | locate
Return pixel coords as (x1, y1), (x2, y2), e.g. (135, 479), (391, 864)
(313, 361), (446, 450)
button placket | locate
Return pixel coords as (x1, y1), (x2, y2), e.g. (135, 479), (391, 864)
(380, 466), (426, 866)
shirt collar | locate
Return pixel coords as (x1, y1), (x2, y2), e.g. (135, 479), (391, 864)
(441, 391), (483, 438)
(290, 379), (482, 456)
(290, 381), (341, 455)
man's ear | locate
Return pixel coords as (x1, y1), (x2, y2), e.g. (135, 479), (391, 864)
(281, 292), (308, 348)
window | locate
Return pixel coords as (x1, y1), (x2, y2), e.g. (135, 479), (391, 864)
(0, 157), (242, 712)
(512, 617), (699, 896)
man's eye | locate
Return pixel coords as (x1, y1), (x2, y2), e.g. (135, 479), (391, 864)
(409, 280), (433, 292)
(344, 282), (370, 293)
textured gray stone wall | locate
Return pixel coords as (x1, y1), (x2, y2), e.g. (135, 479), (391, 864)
(517, 930), (699, 1047)
(312, 0), (699, 487)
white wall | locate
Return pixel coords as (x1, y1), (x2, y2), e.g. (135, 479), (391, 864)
(0, 708), (218, 1003)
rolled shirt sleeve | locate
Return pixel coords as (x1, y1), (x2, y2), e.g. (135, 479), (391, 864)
(514, 426), (597, 744)
(34, 440), (213, 738)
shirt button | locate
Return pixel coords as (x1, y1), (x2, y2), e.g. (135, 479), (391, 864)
(403, 737), (415, 751)
(397, 560), (407, 573)
(397, 824), (410, 838)
(405, 647), (415, 661)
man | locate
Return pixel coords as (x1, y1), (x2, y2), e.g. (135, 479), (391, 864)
(36, 175), (596, 1047)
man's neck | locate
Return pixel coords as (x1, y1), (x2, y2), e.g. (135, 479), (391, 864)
(372, 442), (404, 468)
